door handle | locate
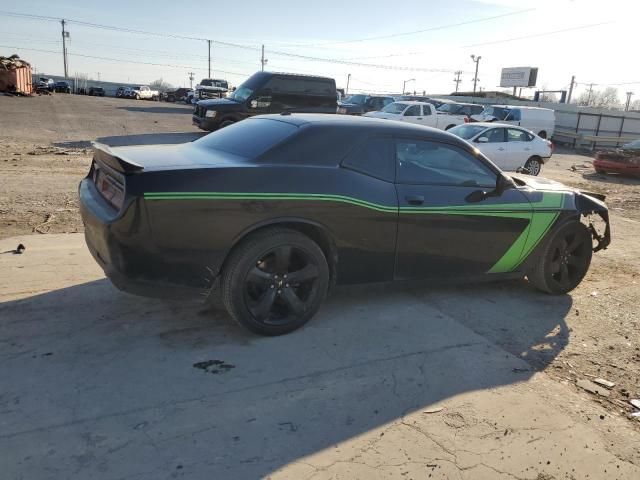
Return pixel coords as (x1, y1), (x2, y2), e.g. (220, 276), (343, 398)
(405, 195), (424, 205)
(525, 147), (531, 151)
(498, 147), (505, 151)
(416, 117), (423, 120)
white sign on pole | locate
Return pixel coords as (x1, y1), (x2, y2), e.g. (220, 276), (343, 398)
(500, 67), (538, 88)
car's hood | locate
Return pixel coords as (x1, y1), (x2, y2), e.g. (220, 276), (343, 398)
(362, 111), (399, 119)
(197, 98), (240, 110)
(100, 142), (246, 173)
(510, 173), (575, 192)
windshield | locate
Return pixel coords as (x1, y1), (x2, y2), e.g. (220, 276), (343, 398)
(228, 86), (253, 102)
(343, 94), (367, 105)
(482, 106), (510, 120)
(437, 103), (463, 114)
(381, 102), (408, 114)
(449, 125), (488, 140)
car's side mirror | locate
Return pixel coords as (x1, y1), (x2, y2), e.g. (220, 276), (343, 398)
(466, 189), (489, 203)
(477, 137), (489, 143)
(495, 174), (514, 195)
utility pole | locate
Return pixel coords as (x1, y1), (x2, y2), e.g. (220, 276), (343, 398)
(402, 78), (415, 94)
(625, 91), (634, 111)
(207, 40), (211, 78)
(188, 72), (195, 89)
(96, 72), (100, 81)
(470, 54), (481, 95)
(261, 45), (267, 71)
(567, 75), (576, 103)
(586, 83), (594, 106)
(346, 73), (351, 95)
(453, 71), (462, 93)
(61, 19), (69, 77)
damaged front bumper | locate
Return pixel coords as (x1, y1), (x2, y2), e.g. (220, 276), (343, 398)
(576, 191), (611, 252)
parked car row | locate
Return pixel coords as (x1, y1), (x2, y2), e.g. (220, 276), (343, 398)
(115, 85), (160, 100)
(190, 70), (557, 176)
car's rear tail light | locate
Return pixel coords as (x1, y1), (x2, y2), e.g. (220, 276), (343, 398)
(92, 162), (125, 210)
(547, 140), (555, 152)
(464, 116), (470, 123)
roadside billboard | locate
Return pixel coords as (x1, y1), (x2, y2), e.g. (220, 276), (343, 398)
(500, 67), (538, 88)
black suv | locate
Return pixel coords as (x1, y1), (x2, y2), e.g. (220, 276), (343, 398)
(337, 94), (394, 115)
(192, 71), (337, 131)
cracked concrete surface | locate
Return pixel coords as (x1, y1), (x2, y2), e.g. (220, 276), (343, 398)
(1, 234), (638, 480)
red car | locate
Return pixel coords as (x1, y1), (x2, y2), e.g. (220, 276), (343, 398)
(594, 139), (640, 177)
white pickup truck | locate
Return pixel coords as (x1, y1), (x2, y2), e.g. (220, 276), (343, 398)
(128, 85), (159, 101)
(363, 101), (454, 130)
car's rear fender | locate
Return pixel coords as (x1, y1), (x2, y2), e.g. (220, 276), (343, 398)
(220, 217), (338, 290)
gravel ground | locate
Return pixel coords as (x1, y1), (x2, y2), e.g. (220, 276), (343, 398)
(1, 93), (639, 429)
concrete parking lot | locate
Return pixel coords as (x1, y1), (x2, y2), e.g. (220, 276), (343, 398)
(1, 95), (639, 479)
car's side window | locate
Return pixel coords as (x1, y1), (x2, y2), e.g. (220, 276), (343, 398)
(404, 105), (421, 117)
(383, 98), (394, 107)
(342, 137), (395, 182)
(507, 128), (529, 142)
(485, 128), (506, 143)
(421, 105), (432, 116)
(396, 139), (496, 187)
(505, 109), (522, 121)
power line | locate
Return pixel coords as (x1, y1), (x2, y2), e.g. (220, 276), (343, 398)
(277, 8), (535, 47)
(0, 45), (252, 77)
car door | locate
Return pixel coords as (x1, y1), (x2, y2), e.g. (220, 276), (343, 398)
(401, 105), (423, 125)
(505, 128), (532, 170)
(394, 137), (533, 279)
(476, 128), (509, 170)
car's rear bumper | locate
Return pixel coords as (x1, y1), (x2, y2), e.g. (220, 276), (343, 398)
(79, 178), (207, 300)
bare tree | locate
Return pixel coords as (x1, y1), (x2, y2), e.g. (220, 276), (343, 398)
(149, 78), (173, 92)
(630, 98), (640, 112)
(577, 87), (621, 109)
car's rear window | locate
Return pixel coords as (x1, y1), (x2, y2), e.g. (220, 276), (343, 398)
(194, 118), (298, 159)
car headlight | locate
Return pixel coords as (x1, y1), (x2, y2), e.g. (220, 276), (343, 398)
(205, 110), (217, 118)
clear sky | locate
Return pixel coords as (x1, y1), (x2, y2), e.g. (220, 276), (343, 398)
(0, 0), (637, 100)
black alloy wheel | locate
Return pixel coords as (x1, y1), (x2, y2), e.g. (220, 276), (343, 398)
(221, 228), (329, 335)
(244, 246), (319, 325)
(528, 222), (593, 294)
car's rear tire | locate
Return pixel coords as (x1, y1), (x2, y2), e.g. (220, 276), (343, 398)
(527, 221), (592, 295)
(539, 131), (547, 139)
(595, 168), (606, 174)
(525, 156), (542, 176)
(221, 228), (330, 335)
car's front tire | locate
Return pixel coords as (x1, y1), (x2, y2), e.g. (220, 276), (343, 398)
(527, 221), (593, 295)
(525, 156), (542, 176)
(221, 228), (330, 335)
(219, 119), (235, 129)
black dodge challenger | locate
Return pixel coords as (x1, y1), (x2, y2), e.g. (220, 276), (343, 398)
(79, 114), (610, 335)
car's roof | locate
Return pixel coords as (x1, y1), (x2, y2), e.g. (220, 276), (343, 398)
(464, 122), (525, 128)
(393, 100), (431, 105)
(253, 113), (467, 143)
(490, 105), (553, 111)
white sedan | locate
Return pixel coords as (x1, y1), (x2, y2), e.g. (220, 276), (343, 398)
(448, 122), (553, 175)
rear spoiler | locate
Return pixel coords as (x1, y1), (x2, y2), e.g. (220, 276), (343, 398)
(92, 142), (144, 174)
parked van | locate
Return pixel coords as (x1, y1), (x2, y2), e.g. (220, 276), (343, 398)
(193, 71), (337, 131)
(472, 105), (555, 139)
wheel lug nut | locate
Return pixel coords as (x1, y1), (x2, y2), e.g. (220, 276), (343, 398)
(283, 274), (287, 279)
(270, 285), (274, 288)
(277, 289), (282, 294)
(285, 283), (289, 287)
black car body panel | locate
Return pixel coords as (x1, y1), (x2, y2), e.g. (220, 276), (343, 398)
(192, 72), (337, 131)
(80, 114), (610, 299)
